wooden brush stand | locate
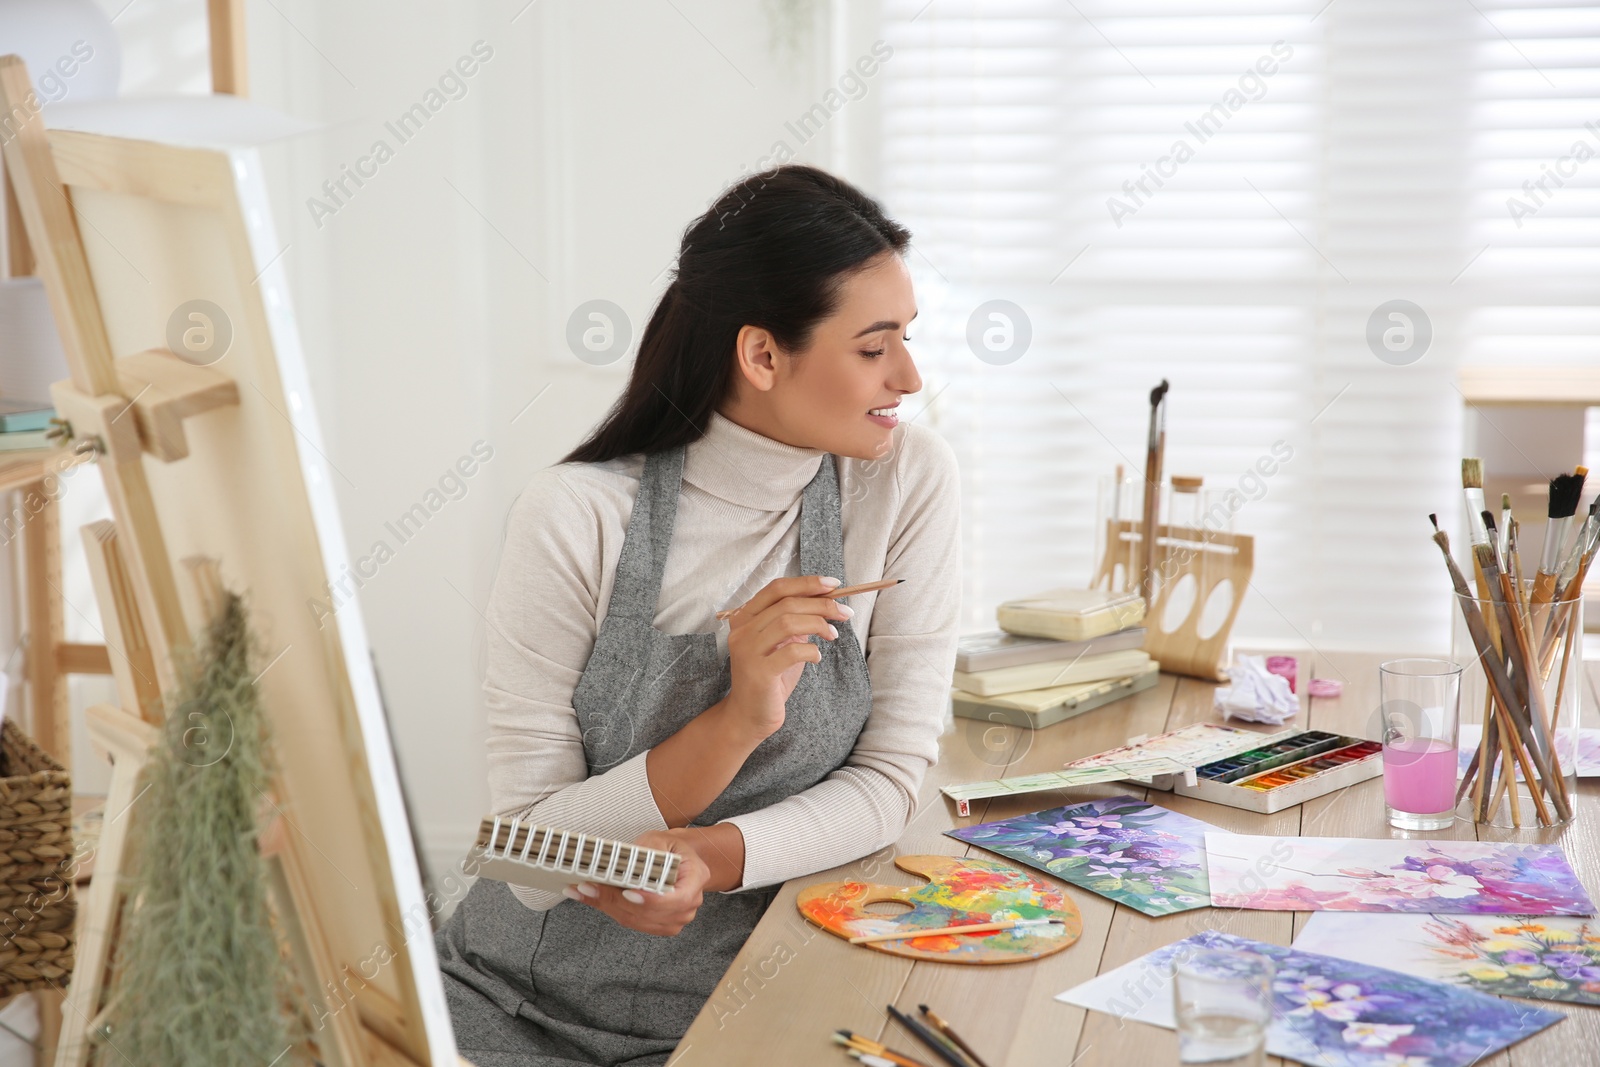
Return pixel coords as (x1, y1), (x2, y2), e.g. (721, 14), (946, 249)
(1093, 517), (1253, 682)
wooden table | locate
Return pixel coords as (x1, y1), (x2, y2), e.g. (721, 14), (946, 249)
(674, 650), (1600, 1066)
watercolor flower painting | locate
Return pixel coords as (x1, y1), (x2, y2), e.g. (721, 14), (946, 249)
(1058, 930), (1563, 1067)
(946, 795), (1217, 916)
(1296, 912), (1600, 1008)
(1205, 833), (1596, 915)
(1456, 725), (1600, 779)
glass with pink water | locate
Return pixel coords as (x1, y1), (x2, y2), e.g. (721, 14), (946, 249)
(1380, 658), (1463, 831)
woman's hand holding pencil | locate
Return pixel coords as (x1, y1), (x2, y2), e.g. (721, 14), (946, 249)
(720, 575), (866, 740)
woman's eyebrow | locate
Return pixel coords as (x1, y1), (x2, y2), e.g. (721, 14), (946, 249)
(851, 311), (919, 339)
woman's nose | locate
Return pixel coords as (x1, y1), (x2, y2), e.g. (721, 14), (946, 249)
(892, 342), (923, 396)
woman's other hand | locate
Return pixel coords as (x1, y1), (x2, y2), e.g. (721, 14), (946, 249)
(561, 829), (713, 936)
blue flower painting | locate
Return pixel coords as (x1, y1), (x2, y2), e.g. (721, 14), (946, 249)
(946, 795), (1217, 916)
(1061, 930), (1564, 1067)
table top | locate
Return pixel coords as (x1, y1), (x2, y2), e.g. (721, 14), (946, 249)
(675, 649), (1600, 1067)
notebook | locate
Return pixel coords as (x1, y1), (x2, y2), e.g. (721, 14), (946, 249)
(951, 663), (1160, 729)
(466, 816), (681, 894)
(0, 399), (54, 434)
(0, 398), (54, 431)
(952, 649), (1153, 697)
(996, 588), (1146, 642)
(954, 626), (1147, 673)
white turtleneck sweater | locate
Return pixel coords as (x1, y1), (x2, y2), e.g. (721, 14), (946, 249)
(483, 412), (961, 910)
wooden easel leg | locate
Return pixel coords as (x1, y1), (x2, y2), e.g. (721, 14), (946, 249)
(54, 704), (157, 1067)
(21, 478), (68, 767)
(3, 160), (34, 277)
(35, 986), (63, 1063)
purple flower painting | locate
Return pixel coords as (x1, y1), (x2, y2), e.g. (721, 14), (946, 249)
(1058, 930), (1563, 1067)
(947, 795), (1218, 916)
(1206, 833), (1596, 916)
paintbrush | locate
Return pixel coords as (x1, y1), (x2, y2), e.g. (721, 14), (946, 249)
(1500, 492), (1513, 560)
(1431, 518), (1551, 821)
(1536, 496), (1598, 668)
(834, 1031), (932, 1067)
(1139, 379), (1169, 607)
(919, 1006), (993, 1067)
(887, 1005), (973, 1067)
(1432, 516), (1505, 813)
(1462, 461), (1501, 811)
(1532, 471), (1586, 618)
(1476, 545), (1561, 825)
(1557, 497), (1598, 593)
(1462, 458), (1489, 547)
(1475, 532), (1569, 821)
(1547, 501), (1600, 732)
(848, 917), (1063, 945)
(845, 1051), (901, 1067)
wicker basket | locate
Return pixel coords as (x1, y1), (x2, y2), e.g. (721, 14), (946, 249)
(0, 718), (76, 999)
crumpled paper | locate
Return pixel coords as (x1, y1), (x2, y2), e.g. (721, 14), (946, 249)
(1214, 654), (1298, 724)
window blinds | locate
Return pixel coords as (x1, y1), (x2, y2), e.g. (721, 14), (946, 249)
(874, 0), (1599, 651)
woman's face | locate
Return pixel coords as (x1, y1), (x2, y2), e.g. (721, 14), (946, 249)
(726, 252), (922, 461)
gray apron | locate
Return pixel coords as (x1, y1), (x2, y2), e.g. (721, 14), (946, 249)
(436, 446), (872, 1066)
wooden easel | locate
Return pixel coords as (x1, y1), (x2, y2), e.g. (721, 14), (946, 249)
(0, 47), (458, 1067)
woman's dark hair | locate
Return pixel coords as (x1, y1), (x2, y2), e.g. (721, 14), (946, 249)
(562, 164), (911, 464)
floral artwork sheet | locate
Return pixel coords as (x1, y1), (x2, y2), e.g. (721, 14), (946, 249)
(1205, 833), (1597, 915)
(946, 795), (1217, 917)
(1062, 722), (1270, 774)
(1456, 725), (1600, 779)
(1056, 930), (1562, 1067)
(1295, 912), (1600, 1007)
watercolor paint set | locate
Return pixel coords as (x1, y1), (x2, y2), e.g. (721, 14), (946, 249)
(1154, 730), (1383, 813)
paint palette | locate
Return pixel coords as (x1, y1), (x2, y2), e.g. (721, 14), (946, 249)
(796, 855), (1081, 965)
(1159, 731), (1383, 813)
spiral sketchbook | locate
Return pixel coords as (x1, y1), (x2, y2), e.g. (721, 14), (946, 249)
(467, 816), (681, 894)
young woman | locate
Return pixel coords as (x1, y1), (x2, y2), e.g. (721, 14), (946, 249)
(435, 164), (960, 1066)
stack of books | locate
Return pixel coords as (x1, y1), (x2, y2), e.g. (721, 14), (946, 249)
(951, 588), (1157, 729)
(0, 399), (56, 452)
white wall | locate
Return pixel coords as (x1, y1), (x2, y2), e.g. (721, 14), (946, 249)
(103, 0), (866, 885)
(4, 0), (892, 885)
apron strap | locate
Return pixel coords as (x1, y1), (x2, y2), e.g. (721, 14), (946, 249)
(605, 445), (847, 621)
(604, 446), (687, 622)
(799, 454), (848, 584)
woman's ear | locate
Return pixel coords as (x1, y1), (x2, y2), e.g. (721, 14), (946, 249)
(733, 325), (780, 392)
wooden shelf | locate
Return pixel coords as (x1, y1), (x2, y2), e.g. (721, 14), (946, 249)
(0, 446), (89, 494)
(1459, 365), (1600, 405)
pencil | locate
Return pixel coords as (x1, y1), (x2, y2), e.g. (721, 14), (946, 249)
(715, 578), (903, 620)
(848, 917), (1062, 945)
(918, 1006), (993, 1067)
(887, 1004), (972, 1067)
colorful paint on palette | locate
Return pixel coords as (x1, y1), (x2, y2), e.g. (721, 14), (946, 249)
(797, 855), (1082, 964)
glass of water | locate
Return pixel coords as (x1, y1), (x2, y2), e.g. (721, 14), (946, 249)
(1172, 949), (1274, 1065)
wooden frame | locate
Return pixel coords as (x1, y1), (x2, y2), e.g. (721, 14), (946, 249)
(0, 57), (457, 1065)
